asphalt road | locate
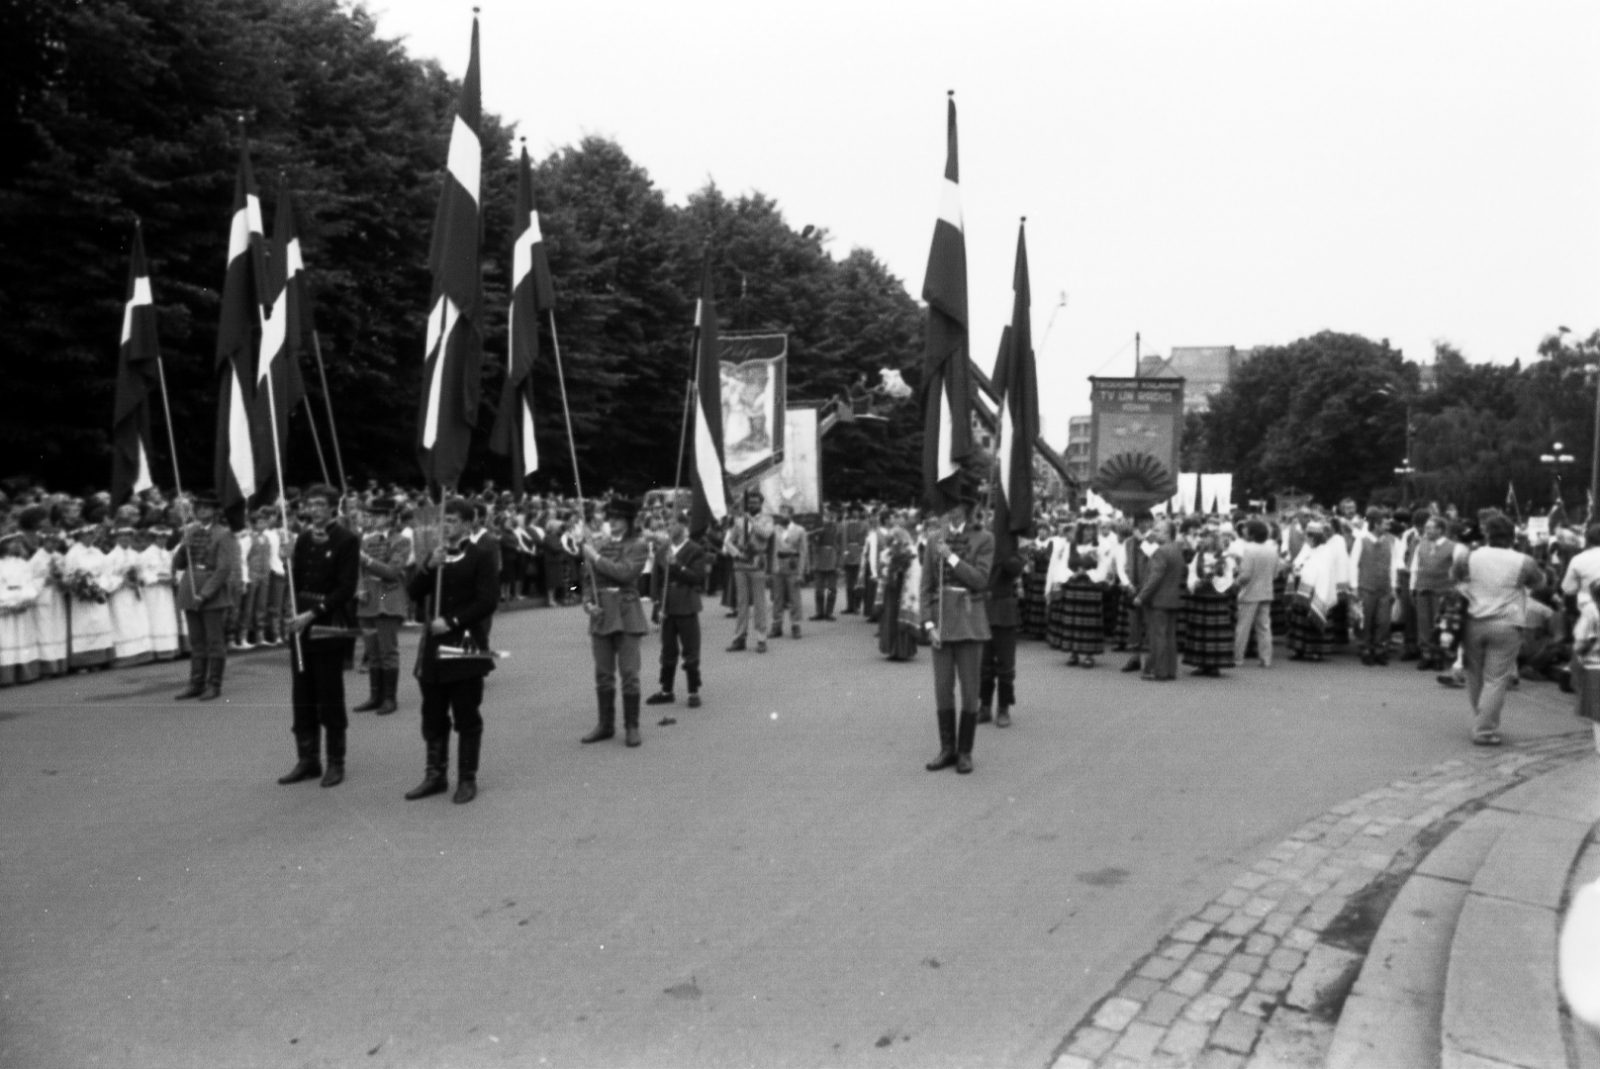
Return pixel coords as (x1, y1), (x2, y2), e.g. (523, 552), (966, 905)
(0, 605), (1579, 1069)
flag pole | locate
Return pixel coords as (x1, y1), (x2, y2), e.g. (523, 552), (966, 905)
(548, 308), (602, 598)
(301, 395), (332, 487)
(133, 218), (185, 499)
(262, 370), (302, 672)
(309, 330), (348, 497)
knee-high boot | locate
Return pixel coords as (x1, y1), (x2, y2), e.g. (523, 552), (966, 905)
(956, 712), (977, 774)
(926, 708), (957, 770)
(375, 668), (399, 716)
(198, 657), (225, 701)
(278, 732), (322, 784)
(623, 693), (642, 748)
(582, 690), (616, 744)
(321, 728), (345, 787)
(454, 732), (480, 804)
(405, 737), (449, 799)
(352, 669), (382, 712)
(175, 656), (206, 700)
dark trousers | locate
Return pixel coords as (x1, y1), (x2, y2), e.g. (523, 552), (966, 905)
(419, 676), (484, 741)
(932, 640), (983, 713)
(184, 609), (228, 660)
(863, 575), (880, 620)
(291, 643), (349, 736)
(1357, 589), (1394, 656)
(593, 632), (642, 696)
(1125, 592), (1147, 651)
(1397, 571), (1418, 653)
(813, 570), (837, 616)
(1146, 607), (1178, 679)
(659, 613), (702, 694)
(980, 625), (1018, 707)
(360, 615), (402, 670)
(843, 565), (861, 611)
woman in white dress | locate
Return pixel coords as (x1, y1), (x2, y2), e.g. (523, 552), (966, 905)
(23, 509), (68, 678)
(139, 526), (182, 661)
(105, 526), (154, 668)
(63, 525), (116, 671)
(0, 529), (41, 685)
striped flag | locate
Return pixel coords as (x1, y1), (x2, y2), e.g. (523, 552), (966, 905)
(253, 181), (310, 496)
(991, 219), (1039, 554)
(417, 15), (485, 491)
(213, 140), (269, 507)
(111, 222), (160, 504)
(920, 92), (974, 510)
(688, 261), (727, 534)
(489, 141), (556, 493)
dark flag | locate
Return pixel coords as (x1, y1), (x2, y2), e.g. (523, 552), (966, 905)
(418, 15), (484, 491)
(1505, 480), (1520, 523)
(489, 141), (556, 493)
(688, 261), (727, 535)
(991, 219), (1039, 561)
(920, 93), (974, 510)
(253, 181), (310, 496)
(213, 139), (270, 507)
(111, 222), (160, 504)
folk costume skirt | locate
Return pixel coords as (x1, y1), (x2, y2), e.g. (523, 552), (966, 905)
(1287, 593), (1333, 658)
(1021, 570), (1049, 640)
(1055, 577), (1105, 655)
(1181, 585), (1237, 669)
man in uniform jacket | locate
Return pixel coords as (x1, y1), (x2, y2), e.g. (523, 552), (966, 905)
(840, 504), (867, 615)
(402, 496), (499, 804)
(353, 498), (412, 716)
(172, 491), (241, 702)
(980, 530), (1026, 728)
(646, 511), (710, 709)
(810, 504), (841, 622)
(279, 485), (361, 788)
(1134, 520), (1187, 681)
(579, 497), (652, 748)
(921, 485), (994, 775)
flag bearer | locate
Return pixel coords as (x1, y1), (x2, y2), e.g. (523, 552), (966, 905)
(921, 483), (993, 775)
(353, 499), (411, 716)
(579, 497), (652, 748)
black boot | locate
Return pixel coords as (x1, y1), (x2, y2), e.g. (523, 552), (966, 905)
(404, 738), (450, 799)
(926, 708), (958, 771)
(581, 690), (616, 744)
(453, 732), (480, 804)
(375, 668), (399, 716)
(956, 711), (977, 774)
(352, 669), (382, 712)
(623, 693), (642, 748)
(277, 733), (322, 784)
(174, 657), (206, 700)
(824, 588), (837, 619)
(995, 704), (1013, 728)
(321, 728), (345, 787)
(1121, 655), (1142, 673)
(197, 657), (225, 701)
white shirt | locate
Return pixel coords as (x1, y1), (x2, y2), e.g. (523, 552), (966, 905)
(1564, 547), (1600, 609)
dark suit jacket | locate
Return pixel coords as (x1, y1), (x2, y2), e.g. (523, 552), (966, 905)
(652, 538), (709, 617)
(290, 523), (361, 636)
(1138, 541), (1188, 610)
(986, 548), (1025, 628)
(407, 536), (500, 683)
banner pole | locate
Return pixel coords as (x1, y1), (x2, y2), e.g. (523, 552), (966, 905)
(301, 394), (332, 487)
(310, 330), (348, 497)
(262, 371), (302, 673)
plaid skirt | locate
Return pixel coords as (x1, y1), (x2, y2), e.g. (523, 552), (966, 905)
(1287, 594), (1333, 656)
(1022, 571), (1050, 640)
(1270, 573), (1288, 635)
(1182, 586), (1237, 668)
(1050, 578), (1106, 654)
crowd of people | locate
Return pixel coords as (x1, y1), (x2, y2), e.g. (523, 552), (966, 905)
(2, 479), (1592, 757)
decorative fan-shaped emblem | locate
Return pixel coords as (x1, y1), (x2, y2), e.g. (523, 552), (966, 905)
(1092, 451), (1177, 512)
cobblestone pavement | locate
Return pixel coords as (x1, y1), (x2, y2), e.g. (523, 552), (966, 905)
(1048, 730), (1593, 1069)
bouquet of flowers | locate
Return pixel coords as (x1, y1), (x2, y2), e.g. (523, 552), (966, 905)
(47, 555), (68, 593)
(124, 565), (144, 599)
(66, 568), (108, 604)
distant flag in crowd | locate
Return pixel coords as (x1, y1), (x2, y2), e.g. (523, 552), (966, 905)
(1505, 480), (1521, 523)
(111, 222), (160, 504)
(253, 180), (310, 496)
(213, 137), (270, 507)
(920, 91), (974, 510)
(991, 218), (1039, 557)
(417, 15), (484, 491)
(489, 140), (556, 493)
(688, 260), (727, 534)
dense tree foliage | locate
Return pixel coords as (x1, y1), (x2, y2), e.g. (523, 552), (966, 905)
(0, 0), (926, 502)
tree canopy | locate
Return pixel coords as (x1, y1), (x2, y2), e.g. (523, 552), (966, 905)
(0, 0), (927, 502)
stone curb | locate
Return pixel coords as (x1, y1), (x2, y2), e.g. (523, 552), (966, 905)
(1048, 731), (1593, 1069)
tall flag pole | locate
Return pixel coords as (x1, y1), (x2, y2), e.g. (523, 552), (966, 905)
(991, 217), (1039, 565)
(490, 138), (556, 494)
(213, 130), (269, 508)
(111, 220), (161, 504)
(688, 260), (727, 534)
(1506, 480), (1521, 524)
(417, 12), (484, 493)
(255, 178), (310, 498)
(920, 91), (974, 509)
(309, 331), (347, 496)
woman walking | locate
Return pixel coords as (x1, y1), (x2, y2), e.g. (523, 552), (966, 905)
(1453, 513), (1544, 746)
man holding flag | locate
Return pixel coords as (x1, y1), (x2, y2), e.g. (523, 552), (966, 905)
(918, 93), (991, 775)
(980, 221), (1040, 730)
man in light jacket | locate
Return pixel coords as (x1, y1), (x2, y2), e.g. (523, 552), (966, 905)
(1232, 518), (1280, 667)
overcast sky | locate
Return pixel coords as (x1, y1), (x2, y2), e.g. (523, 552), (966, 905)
(369, 0), (1599, 446)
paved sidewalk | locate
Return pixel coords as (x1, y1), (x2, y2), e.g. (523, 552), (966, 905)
(1049, 730), (1593, 1069)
